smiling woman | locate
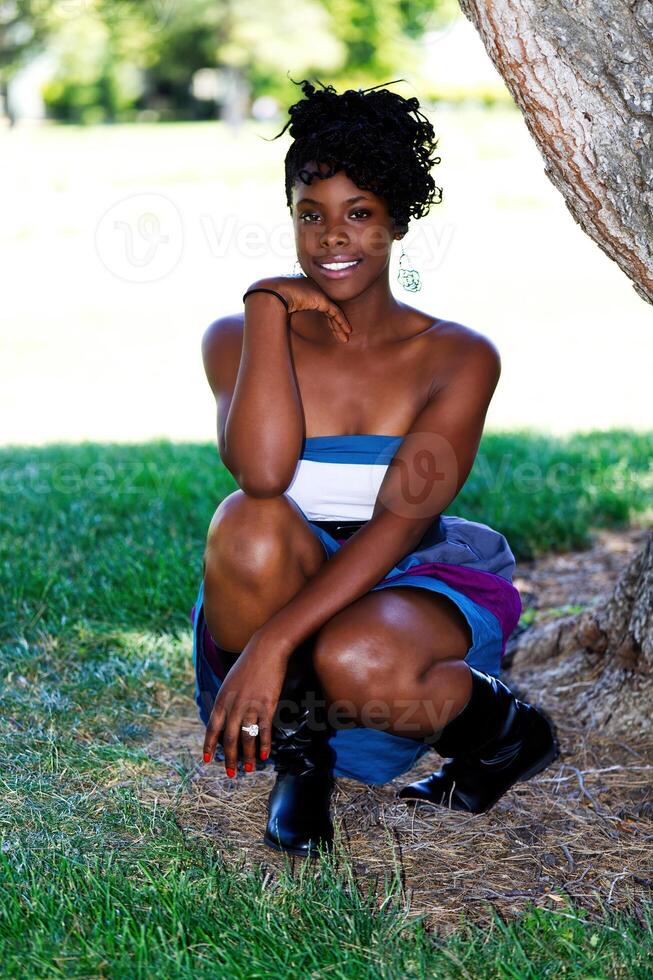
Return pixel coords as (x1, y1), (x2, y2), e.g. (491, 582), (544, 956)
(190, 78), (559, 858)
(281, 79), (441, 302)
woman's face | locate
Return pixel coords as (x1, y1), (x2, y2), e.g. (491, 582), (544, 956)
(291, 161), (402, 298)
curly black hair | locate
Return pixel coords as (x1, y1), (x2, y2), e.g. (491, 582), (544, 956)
(269, 77), (442, 235)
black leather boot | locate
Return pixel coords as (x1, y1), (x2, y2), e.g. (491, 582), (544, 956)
(397, 667), (560, 814)
(263, 666), (336, 858)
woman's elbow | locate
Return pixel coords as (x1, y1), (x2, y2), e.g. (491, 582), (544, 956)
(236, 472), (292, 498)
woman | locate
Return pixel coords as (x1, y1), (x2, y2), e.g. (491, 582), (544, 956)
(190, 78), (559, 857)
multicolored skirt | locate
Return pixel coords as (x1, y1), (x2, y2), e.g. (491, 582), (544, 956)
(191, 510), (522, 785)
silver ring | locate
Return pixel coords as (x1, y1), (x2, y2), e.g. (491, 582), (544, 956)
(241, 723), (259, 737)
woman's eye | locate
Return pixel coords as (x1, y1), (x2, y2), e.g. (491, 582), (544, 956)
(299, 209), (371, 223)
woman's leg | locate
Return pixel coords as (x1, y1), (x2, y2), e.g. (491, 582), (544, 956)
(201, 490), (338, 857)
(310, 587), (559, 814)
(310, 586), (474, 740)
(202, 489), (326, 653)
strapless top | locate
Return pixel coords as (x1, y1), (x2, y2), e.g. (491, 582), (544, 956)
(285, 434), (402, 522)
(284, 433), (519, 585)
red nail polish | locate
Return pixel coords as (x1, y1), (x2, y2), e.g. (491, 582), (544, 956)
(245, 762), (254, 772)
(260, 750), (268, 761)
(226, 767), (236, 778)
(203, 752), (211, 763)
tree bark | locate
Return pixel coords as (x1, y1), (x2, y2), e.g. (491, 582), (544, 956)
(458, 0), (653, 305)
(504, 531), (653, 738)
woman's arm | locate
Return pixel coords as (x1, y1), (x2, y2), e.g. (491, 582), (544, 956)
(202, 277), (351, 495)
(263, 335), (502, 656)
(202, 291), (304, 496)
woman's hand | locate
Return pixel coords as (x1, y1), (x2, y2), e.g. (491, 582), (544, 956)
(202, 629), (291, 776)
(249, 275), (352, 345)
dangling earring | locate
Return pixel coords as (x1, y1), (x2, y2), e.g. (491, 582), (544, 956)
(397, 241), (422, 292)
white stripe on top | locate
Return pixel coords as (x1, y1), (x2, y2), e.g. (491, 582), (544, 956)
(284, 434), (402, 522)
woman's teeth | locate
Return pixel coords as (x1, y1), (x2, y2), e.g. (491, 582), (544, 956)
(320, 260), (360, 270)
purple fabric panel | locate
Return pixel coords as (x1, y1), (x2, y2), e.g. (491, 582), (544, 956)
(380, 561), (522, 649)
(190, 602), (236, 679)
(203, 624), (228, 677)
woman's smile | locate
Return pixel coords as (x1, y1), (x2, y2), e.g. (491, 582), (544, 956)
(313, 256), (364, 279)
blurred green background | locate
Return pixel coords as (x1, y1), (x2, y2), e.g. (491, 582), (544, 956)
(2, 0), (472, 124)
(1, 0), (651, 449)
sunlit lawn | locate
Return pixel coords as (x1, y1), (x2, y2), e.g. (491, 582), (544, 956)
(1, 434), (652, 975)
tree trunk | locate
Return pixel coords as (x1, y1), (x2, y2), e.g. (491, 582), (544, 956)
(458, 0), (653, 305)
(503, 531), (653, 738)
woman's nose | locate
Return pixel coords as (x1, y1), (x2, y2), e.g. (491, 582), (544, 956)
(320, 225), (349, 248)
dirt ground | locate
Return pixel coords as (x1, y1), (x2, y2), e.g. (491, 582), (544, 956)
(144, 524), (653, 935)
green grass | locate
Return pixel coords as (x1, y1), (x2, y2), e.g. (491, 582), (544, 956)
(457, 427), (652, 560)
(1, 430), (650, 639)
(1, 838), (651, 978)
(1, 432), (652, 976)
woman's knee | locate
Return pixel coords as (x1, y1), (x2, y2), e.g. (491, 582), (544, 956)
(311, 615), (399, 704)
(204, 489), (322, 581)
(206, 491), (276, 565)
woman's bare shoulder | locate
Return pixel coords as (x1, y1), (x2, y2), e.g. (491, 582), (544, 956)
(399, 302), (498, 352)
(202, 312), (244, 352)
(423, 313), (497, 348)
(428, 319), (499, 357)
(201, 313), (244, 392)
(423, 316), (501, 392)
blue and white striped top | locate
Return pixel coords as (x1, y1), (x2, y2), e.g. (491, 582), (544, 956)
(285, 434), (402, 522)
